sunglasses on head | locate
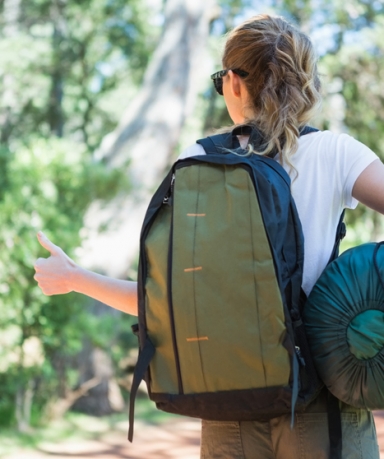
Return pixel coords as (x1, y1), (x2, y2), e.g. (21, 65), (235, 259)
(211, 68), (249, 95)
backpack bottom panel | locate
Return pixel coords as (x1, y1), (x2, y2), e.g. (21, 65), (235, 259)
(151, 386), (304, 420)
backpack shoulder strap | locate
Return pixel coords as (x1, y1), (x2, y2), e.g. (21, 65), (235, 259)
(196, 132), (238, 155)
(327, 210), (346, 264)
(299, 126), (319, 136)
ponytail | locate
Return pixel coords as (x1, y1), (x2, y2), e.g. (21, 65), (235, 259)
(223, 15), (321, 166)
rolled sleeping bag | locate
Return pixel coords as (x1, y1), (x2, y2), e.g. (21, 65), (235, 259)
(303, 241), (384, 409)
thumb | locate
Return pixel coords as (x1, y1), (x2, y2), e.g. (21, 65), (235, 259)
(37, 231), (59, 255)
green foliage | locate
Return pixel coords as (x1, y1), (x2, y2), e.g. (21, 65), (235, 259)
(0, 0), (160, 150)
(0, 373), (16, 427)
(0, 136), (131, 426)
(317, 13), (384, 239)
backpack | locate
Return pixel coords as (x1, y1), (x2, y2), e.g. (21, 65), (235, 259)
(128, 125), (344, 449)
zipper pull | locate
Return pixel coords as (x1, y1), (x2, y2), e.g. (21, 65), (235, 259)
(295, 346), (306, 367)
(163, 174), (175, 205)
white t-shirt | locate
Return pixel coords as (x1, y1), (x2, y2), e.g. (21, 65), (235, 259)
(178, 130), (378, 294)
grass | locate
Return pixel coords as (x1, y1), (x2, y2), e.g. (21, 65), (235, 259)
(0, 396), (179, 458)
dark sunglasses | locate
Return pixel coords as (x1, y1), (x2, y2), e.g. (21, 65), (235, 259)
(211, 69), (249, 95)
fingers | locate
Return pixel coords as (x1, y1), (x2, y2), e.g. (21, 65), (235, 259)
(34, 276), (55, 296)
(37, 231), (59, 255)
(34, 270), (63, 296)
(34, 272), (45, 294)
(34, 257), (44, 272)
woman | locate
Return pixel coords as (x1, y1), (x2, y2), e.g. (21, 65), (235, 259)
(35, 14), (384, 459)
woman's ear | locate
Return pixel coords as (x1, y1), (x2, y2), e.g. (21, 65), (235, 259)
(227, 70), (242, 98)
(223, 70), (251, 124)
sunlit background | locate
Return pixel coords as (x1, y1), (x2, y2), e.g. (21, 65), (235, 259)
(1, 0), (384, 457)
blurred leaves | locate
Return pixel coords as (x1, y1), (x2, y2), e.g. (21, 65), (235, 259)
(0, 0), (160, 150)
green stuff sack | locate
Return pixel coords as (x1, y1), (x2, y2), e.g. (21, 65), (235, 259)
(304, 242), (384, 409)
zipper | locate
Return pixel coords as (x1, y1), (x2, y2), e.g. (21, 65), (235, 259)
(295, 346), (306, 367)
(163, 174), (175, 206)
(138, 171), (178, 394)
(164, 172), (184, 394)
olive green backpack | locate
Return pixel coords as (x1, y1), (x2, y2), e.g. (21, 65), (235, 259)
(128, 126), (344, 458)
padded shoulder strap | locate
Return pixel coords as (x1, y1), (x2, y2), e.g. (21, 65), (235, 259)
(197, 132), (237, 155)
(196, 136), (220, 155)
(299, 126), (319, 136)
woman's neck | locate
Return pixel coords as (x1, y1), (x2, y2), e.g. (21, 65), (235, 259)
(237, 135), (250, 149)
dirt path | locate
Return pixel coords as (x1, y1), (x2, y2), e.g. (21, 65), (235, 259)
(5, 418), (201, 459)
(6, 413), (384, 458)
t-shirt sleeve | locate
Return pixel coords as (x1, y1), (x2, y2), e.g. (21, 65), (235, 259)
(177, 143), (206, 160)
(337, 134), (379, 209)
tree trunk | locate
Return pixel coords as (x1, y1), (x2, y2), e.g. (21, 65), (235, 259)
(72, 0), (218, 415)
(15, 379), (34, 433)
(80, 0), (218, 278)
(49, 0), (66, 137)
(72, 342), (124, 416)
(45, 376), (102, 420)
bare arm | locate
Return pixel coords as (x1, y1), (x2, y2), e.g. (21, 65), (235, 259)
(352, 159), (384, 214)
(71, 267), (138, 315)
(34, 232), (138, 316)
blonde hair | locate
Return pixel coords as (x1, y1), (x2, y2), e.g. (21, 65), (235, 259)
(222, 14), (322, 165)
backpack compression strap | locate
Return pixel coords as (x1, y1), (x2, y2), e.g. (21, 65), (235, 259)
(325, 211), (346, 459)
(128, 331), (155, 442)
(328, 210), (346, 264)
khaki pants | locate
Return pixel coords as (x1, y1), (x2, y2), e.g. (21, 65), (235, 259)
(200, 389), (379, 459)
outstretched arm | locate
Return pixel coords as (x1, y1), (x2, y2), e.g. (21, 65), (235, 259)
(353, 159), (384, 214)
(34, 232), (138, 316)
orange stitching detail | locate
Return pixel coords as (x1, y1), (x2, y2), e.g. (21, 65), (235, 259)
(186, 337), (209, 342)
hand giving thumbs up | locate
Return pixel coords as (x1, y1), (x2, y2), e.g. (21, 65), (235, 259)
(34, 232), (77, 296)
